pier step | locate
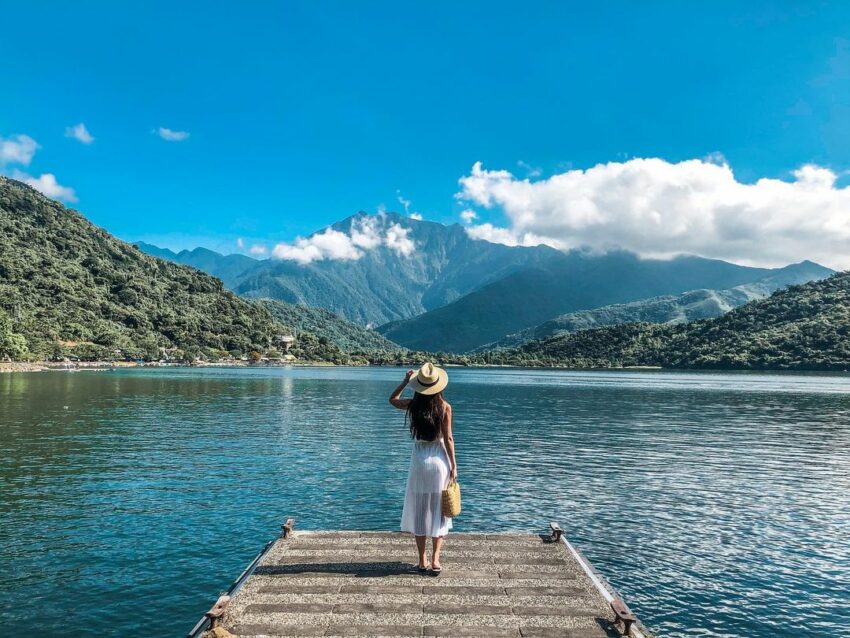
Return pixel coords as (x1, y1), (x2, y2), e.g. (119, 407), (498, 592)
(256, 585), (588, 596)
(228, 629), (611, 636)
(218, 531), (622, 638)
(271, 556), (567, 566)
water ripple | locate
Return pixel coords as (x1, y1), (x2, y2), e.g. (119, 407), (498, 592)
(1, 367), (849, 637)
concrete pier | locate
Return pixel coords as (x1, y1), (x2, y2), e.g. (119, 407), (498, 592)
(193, 527), (650, 638)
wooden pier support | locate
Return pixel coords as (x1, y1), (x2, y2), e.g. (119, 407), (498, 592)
(610, 598), (637, 636)
(206, 594), (231, 628)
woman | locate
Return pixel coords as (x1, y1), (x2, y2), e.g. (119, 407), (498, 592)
(389, 362), (457, 574)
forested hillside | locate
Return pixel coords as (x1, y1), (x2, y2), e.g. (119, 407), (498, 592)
(488, 271), (850, 370)
(0, 177), (286, 361)
(258, 299), (402, 353)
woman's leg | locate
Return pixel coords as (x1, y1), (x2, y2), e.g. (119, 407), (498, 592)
(431, 536), (443, 570)
(415, 535), (427, 568)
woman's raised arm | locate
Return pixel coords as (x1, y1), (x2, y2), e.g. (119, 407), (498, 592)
(389, 369), (416, 409)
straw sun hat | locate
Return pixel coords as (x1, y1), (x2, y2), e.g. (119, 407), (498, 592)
(408, 362), (449, 395)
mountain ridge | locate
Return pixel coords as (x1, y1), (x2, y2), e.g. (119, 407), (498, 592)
(376, 249), (829, 352)
(137, 214), (834, 353)
(140, 212), (563, 325)
(482, 260), (834, 350)
(133, 242), (259, 288)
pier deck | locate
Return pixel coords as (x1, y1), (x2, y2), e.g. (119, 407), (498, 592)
(196, 527), (648, 638)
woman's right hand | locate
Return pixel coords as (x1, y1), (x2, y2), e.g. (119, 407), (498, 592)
(450, 467), (458, 481)
(404, 369), (416, 383)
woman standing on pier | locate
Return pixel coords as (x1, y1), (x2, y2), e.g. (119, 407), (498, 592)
(389, 363), (457, 574)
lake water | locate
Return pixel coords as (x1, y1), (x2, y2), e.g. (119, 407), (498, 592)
(1, 367), (849, 637)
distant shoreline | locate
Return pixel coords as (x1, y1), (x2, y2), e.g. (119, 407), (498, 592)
(0, 360), (667, 374)
(5, 360), (845, 375)
(0, 360), (341, 374)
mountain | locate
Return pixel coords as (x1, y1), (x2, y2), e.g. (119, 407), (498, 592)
(484, 260), (834, 350)
(489, 270), (850, 370)
(227, 212), (562, 325)
(257, 299), (402, 353)
(0, 177), (286, 361)
(136, 213), (833, 355)
(377, 250), (830, 353)
(134, 242), (258, 289)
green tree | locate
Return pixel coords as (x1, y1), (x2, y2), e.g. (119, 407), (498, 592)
(0, 308), (29, 360)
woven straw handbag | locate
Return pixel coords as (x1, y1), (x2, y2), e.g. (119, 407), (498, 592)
(441, 478), (461, 518)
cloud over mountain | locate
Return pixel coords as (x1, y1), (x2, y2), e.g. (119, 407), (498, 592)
(11, 171), (77, 203)
(457, 158), (850, 269)
(1, 134), (39, 165)
(272, 215), (416, 264)
(1, 133), (76, 202)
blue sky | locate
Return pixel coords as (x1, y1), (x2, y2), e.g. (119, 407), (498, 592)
(2, 1), (850, 265)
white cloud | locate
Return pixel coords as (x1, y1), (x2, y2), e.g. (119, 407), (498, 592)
(0, 134), (39, 166)
(155, 127), (190, 142)
(456, 159), (850, 269)
(517, 160), (542, 178)
(464, 222), (550, 247)
(396, 191), (422, 220)
(248, 244), (268, 256)
(273, 228), (362, 264)
(465, 223), (518, 245)
(349, 216), (383, 249)
(236, 237), (245, 249)
(1, 134), (77, 203)
(385, 223), (415, 256)
(460, 209), (478, 223)
(65, 123), (94, 144)
(272, 215), (417, 264)
(11, 169), (77, 202)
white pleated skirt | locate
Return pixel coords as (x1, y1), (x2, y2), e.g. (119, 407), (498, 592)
(400, 438), (453, 537)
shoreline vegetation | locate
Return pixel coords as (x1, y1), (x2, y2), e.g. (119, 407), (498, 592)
(3, 177), (850, 374)
(0, 360), (663, 374)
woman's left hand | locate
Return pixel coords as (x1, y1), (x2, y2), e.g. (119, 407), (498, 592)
(450, 467), (458, 481)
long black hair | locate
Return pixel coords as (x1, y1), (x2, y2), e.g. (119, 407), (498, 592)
(406, 391), (448, 441)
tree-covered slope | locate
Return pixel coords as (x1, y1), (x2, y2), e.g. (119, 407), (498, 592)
(0, 177), (285, 361)
(257, 299), (402, 353)
(484, 261), (833, 350)
(491, 271), (850, 370)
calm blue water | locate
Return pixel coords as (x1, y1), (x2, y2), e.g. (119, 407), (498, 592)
(1, 367), (849, 637)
